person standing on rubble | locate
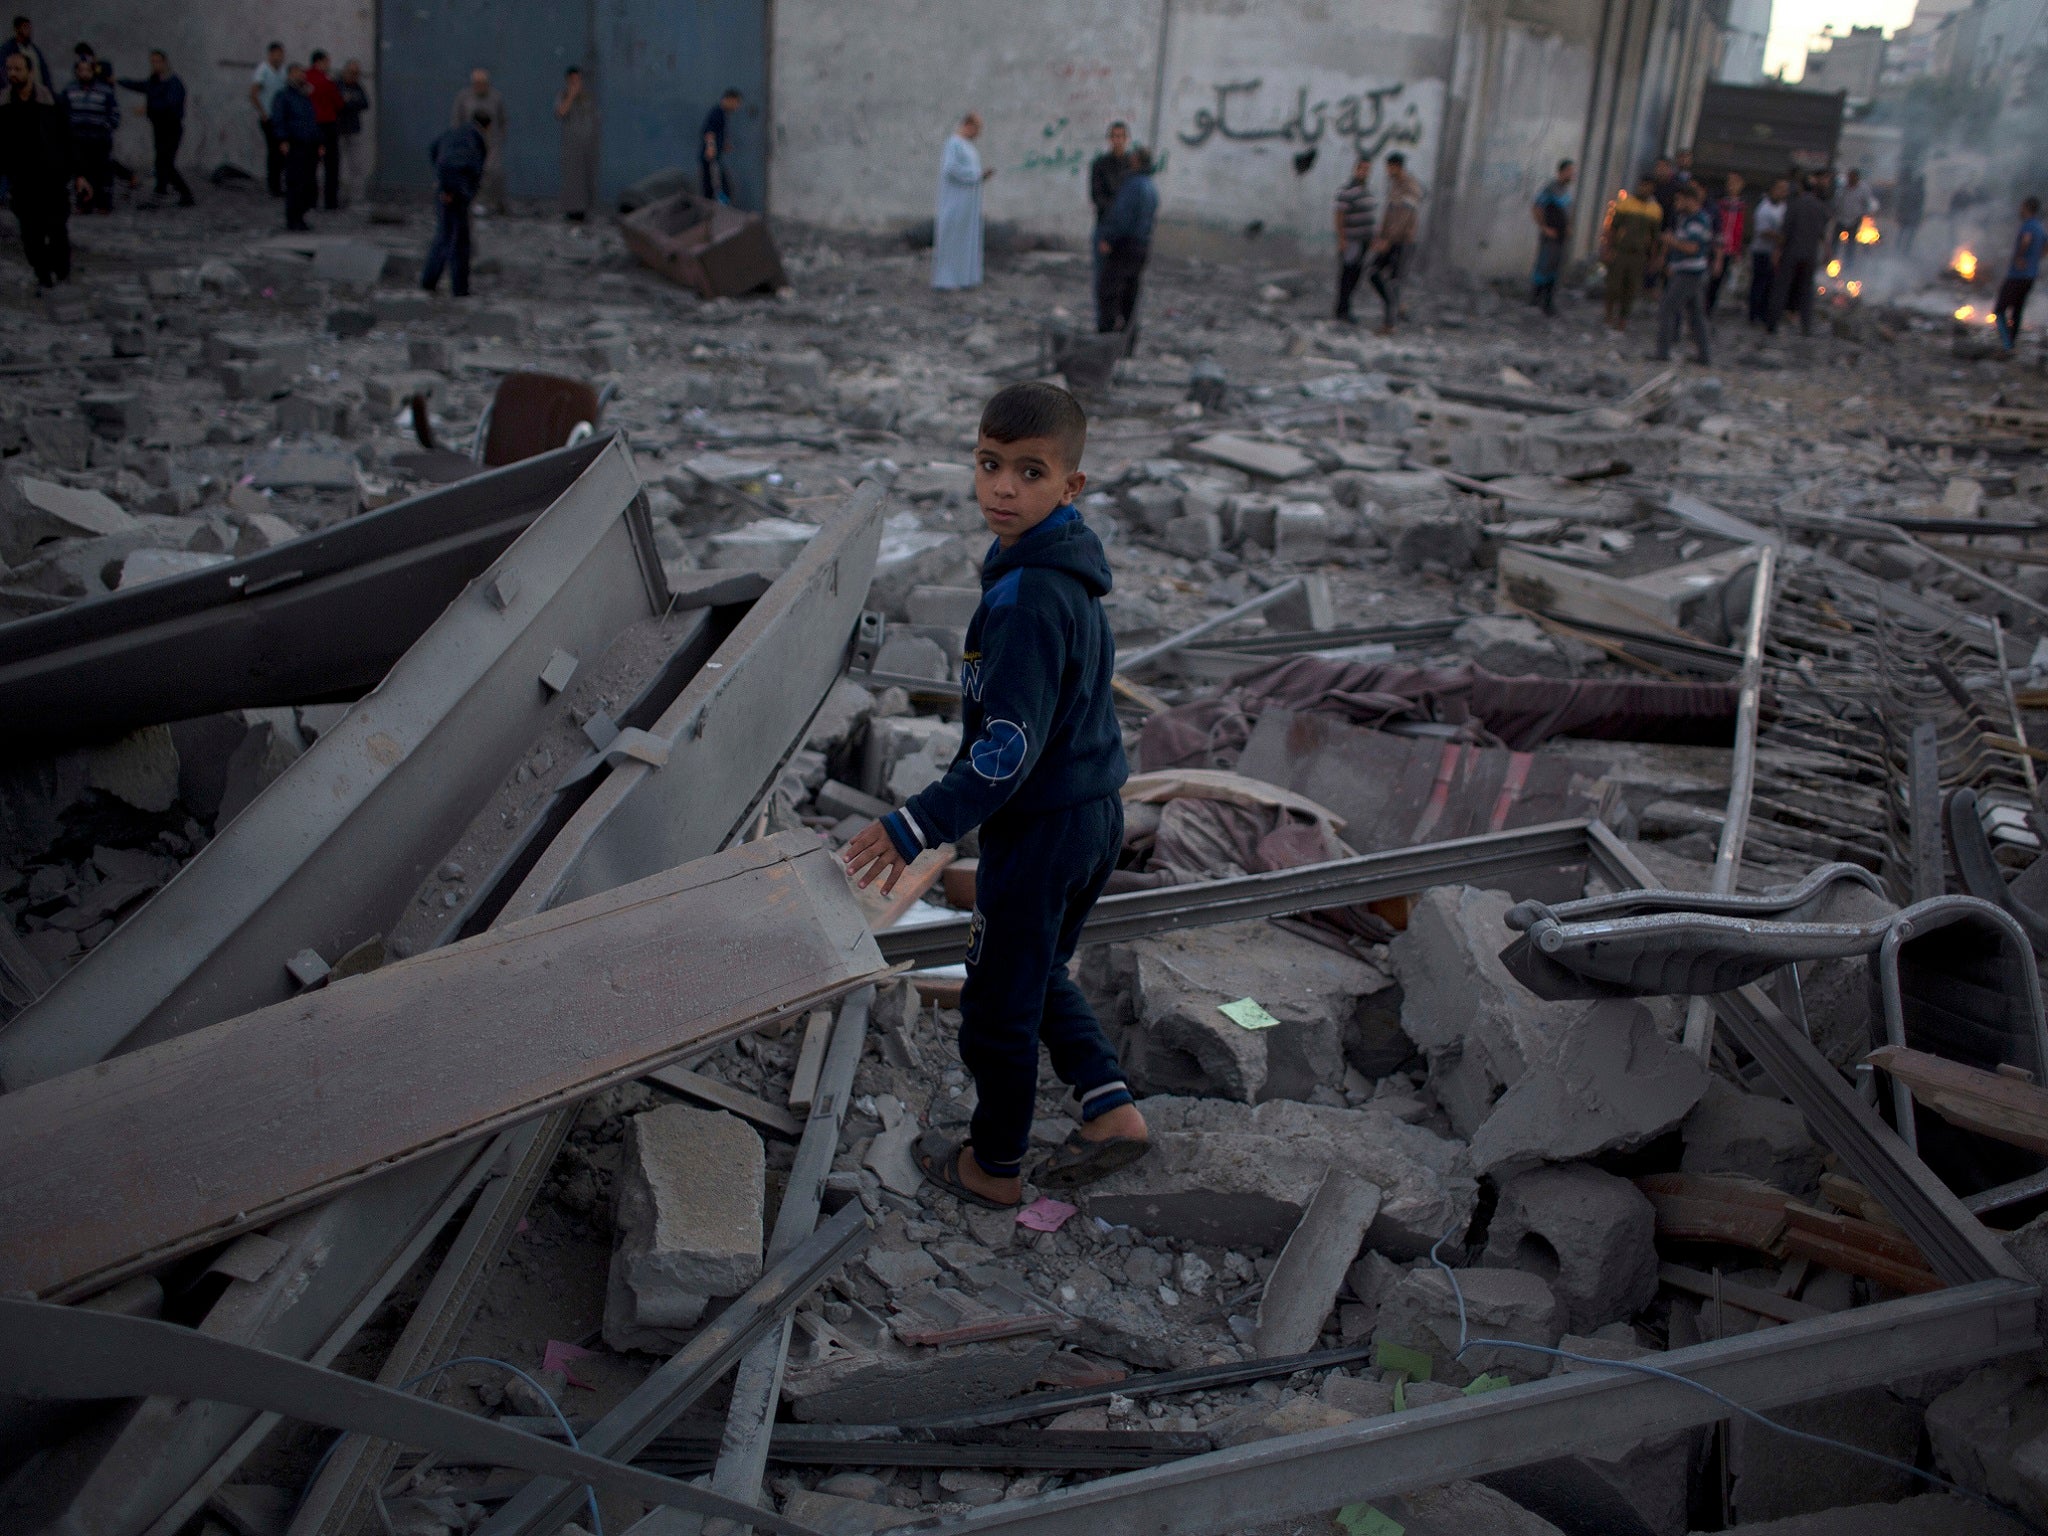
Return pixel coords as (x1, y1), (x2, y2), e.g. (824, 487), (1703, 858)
(1332, 152), (1375, 322)
(1600, 174), (1662, 330)
(1653, 180), (1712, 365)
(2, 49), (82, 287)
(248, 41), (287, 198)
(1368, 152), (1422, 334)
(556, 65), (597, 221)
(336, 59), (370, 207)
(1088, 119), (1131, 294)
(1767, 173), (1829, 338)
(1095, 144), (1156, 337)
(1529, 158), (1574, 315)
(1705, 170), (1745, 314)
(450, 67), (505, 215)
(59, 50), (118, 212)
(1747, 176), (1787, 326)
(305, 50), (343, 212)
(932, 110), (991, 292)
(2, 16), (52, 92)
(1831, 167), (1876, 270)
(844, 382), (1150, 1209)
(1995, 196), (2046, 353)
(421, 108), (487, 298)
(700, 86), (740, 202)
(271, 62), (319, 232)
(117, 49), (191, 207)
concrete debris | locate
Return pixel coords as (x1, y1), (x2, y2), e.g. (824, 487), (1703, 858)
(1482, 1163), (1658, 1333)
(1680, 1078), (1826, 1199)
(604, 1105), (765, 1348)
(1732, 1386), (1925, 1523)
(1254, 1168), (1382, 1355)
(1, 476), (134, 564)
(1081, 919), (1395, 1104)
(1926, 1361), (2048, 1528)
(782, 1302), (1054, 1423)
(1373, 1264), (1565, 1385)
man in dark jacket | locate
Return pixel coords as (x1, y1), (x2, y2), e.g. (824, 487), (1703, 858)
(421, 111), (487, 296)
(1095, 145), (1157, 336)
(59, 50), (116, 210)
(0, 15), (51, 91)
(270, 62), (319, 231)
(118, 49), (190, 205)
(1767, 173), (1830, 337)
(1087, 120), (1131, 289)
(2, 50), (82, 284)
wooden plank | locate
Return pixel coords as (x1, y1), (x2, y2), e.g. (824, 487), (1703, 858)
(1782, 1231), (1945, 1295)
(1657, 1263), (1825, 1324)
(786, 1009), (834, 1113)
(1637, 1173), (1789, 1254)
(1784, 1202), (1938, 1274)
(0, 834), (883, 1301)
(1867, 1044), (2048, 1156)
(642, 1065), (804, 1141)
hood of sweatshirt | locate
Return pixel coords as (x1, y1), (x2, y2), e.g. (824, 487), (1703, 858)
(981, 504), (1113, 599)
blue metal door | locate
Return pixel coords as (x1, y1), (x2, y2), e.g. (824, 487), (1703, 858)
(376, 0), (589, 198)
(593, 0), (767, 207)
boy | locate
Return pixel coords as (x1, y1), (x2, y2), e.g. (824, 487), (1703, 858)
(1996, 196), (2045, 353)
(843, 382), (1149, 1208)
(1654, 181), (1713, 365)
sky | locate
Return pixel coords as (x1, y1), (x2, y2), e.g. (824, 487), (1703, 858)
(1763, 0), (1922, 80)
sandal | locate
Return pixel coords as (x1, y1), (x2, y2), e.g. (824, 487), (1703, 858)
(1032, 1127), (1151, 1191)
(912, 1129), (1020, 1211)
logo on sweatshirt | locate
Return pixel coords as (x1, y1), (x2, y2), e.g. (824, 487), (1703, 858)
(969, 719), (1028, 781)
(960, 651), (984, 701)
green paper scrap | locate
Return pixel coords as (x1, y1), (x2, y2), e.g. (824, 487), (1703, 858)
(1463, 1372), (1512, 1396)
(1218, 996), (1281, 1031)
(1391, 1377), (1406, 1413)
(1336, 1505), (1404, 1536)
(1373, 1338), (1433, 1382)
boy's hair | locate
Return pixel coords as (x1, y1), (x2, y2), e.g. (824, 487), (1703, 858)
(1676, 182), (1703, 204)
(979, 382), (1087, 469)
(1386, 152), (1405, 168)
(2027, 196), (2043, 215)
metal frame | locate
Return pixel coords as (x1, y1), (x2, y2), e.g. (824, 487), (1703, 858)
(0, 437), (619, 752)
(0, 435), (664, 1087)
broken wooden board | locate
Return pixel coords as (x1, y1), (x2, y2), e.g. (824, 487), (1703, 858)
(0, 833), (883, 1300)
(1782, 1200), (1943, 1295)
(1638, 1172), (1791, 1255)
(1868, 1044), (2048, 1157)
(1188, 434), (1317, 481)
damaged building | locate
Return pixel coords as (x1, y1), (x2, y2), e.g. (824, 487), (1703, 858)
(10, 4), (2048, 1536)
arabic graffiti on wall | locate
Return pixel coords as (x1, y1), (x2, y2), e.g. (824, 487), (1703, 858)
(1020, 116), (1085, 175)
(1178, 78), (1426, 163)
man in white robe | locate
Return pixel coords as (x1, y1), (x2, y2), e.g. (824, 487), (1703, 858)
(933, 111), (992, 290)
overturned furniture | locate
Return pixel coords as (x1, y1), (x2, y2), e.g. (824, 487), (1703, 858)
(396, 371), (611, 484)
(622, 190), (787, 299)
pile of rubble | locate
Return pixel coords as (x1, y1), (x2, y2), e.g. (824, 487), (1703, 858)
(5, 184), (2048, 1536)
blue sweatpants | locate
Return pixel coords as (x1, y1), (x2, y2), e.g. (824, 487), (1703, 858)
(960, 793), (1132, 1176)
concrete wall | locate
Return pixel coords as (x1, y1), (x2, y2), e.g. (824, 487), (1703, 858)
(57, 1), (374, 184)
(767, 0), (1713, 280)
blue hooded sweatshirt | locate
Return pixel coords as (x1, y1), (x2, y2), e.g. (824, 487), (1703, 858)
(883, 504), (1126, 858)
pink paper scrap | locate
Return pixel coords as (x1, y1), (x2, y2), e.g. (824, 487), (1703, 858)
(1016, 1196), (1078, 1233)
(541, 1338), (597, 1390)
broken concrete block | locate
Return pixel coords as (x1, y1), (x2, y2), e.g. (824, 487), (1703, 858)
(1321, 1373), (1396, 1418)
(894, 462), (976, 502)
(1373, 1481), (1570, 1536)
(874, 631), (949, 681)
(1255, 1169), (1382, 1355)
(1375, 1264), (1564, 1385)
(362, 370), (441, 414)
(870, 521), (972, 618)
(1381, 504), (1482, 571)
(244, 447), (360, 493)
(1082, 919), (1386, 1105)
(216, 360), (289, 400)
(582, 339), (633, 372)
(1226, 495), (1278, 550)
(1392, 887), (1705, 1174)
(1732, 1387), (1925, 1522)
(1943, 477), (1985, 518)
(861, 715), (961, 803)
(1470, 999), (1707, 1176)
(0, 475), (134, 563)
(310, 240), (391, 287)
(84, 726), (181, 814)
(24, 412), (92, 470)
(1163, 511), (1222, 558)
(606, 1106), (764, 1346)
(1680, 1078), (1825, 1198)
(78, 391), (151, 441)
(326, 306), (377, 338)
(1929, 1361), (2048, 1528)
(1452, 614), (1571, 678)
(1062, 1280), (1185, 1368)
(905, 585), (981, 631)
(232, 510), (303, 555)
(1083, 1096), (1474, 1259)
(117, 548), (231, 588)
(1482, 1164), (1657, 1333)
(766, 348), (830, 394)
(1207, 1396), (1360, 1448)
(816, 779), (893, 823)
(1450, 427), (1673, 481)
(805, 678), (875, 757)
(408, 337), (455, 372)
(1190, 433), (1317, 481)
(707, 518), (817, 573)
(215, 708), (307, 825)
(1120, 483), (1183, 533)
(779, 1490), (923, 1534)
(1266, 573), (1334, 632)
(1333, 468), (1447, 510)
(1273, 500), (1333, 562)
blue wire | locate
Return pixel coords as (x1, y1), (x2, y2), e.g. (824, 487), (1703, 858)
(1425, 1229), (2045, 1535)
(398, 1356), (604, 1536)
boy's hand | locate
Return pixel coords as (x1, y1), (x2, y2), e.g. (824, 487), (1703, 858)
(843, 820), (910, 895)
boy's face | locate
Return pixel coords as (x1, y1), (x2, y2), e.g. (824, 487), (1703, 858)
(975, 435), (1084, 548)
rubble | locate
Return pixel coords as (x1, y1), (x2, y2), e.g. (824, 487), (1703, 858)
(1480, 1164), (1658, 1334)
